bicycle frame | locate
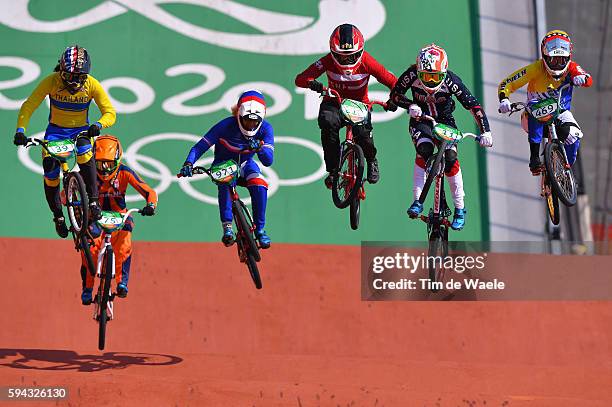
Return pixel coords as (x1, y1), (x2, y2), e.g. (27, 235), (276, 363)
(93, 207), (140, 321)
(322, 87), (387, 199)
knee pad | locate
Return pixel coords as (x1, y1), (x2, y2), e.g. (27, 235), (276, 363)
(76, 136), (93, 164)
(416, 139), (434, 160)
(42, 157), (60, 182)
(246, 177), (268, 189)
(444, 149), (459, 174)
(560, 124), (583, 145)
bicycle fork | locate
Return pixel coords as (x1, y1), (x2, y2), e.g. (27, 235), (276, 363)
(93, 238), (116, 321)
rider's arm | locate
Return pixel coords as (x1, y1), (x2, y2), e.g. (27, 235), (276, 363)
(568, 61), (593, 87)
(124, 166), (158, 206)
(89, 76), (116, 128)
(257, 121), (274, 167)
(389, 65), (417, 109)
(497, 61), (538, 101)
(185, 119), (226, 163)
(294, 56), (327, 88)
(364, 52), (397, 90)
(447, 71), (491, 133)
(16, 74), (54, 132)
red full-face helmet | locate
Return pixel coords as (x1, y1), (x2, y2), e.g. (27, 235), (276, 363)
(329, 24), (365, 75)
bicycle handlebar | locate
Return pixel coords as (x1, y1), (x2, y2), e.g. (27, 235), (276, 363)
(416, 114), (481, 142)
(176, 166), (208, 178)
(318, 87), (388, 110)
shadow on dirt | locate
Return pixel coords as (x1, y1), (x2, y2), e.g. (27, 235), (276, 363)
(0, 349), (183, 372)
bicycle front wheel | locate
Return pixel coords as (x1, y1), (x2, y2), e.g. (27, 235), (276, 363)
(233, 200), (260, 262)
(544, 142), (577, 207)
(246, 253), (263, 290)
(349, 197), (360, 230)
(332, 143), (365, 209)
(65, 173), (89, 233)
(98, 249), (113, 350)
(427, 228), (448, 293)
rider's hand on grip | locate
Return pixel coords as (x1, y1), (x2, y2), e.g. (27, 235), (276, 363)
(141, 203), (156, 216)
(87, 123), (101, 138)
(572, 75), (587, 86)
(247, 138), (263, 152)
(13, 131), (27, 146)
(179, 161), (193, 177)
(384, 99), (397, 112)
(308, 80), (324, 93)
(408, 104), (422, 119)
(479, 131), (493, 148)
(498, 98), (511, 114)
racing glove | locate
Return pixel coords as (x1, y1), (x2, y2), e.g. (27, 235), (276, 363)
(408, 104), (422, 119)
(247, 138), (263, 152)
(572, 75), (587, 86)
(479, 131), (493, 148)
(87, 122), (101, 138)
(384, 99), (397, 112)
(141, 203), (156, 216)
(13, 130), (27, 146)
(180, 161), (193, 177)
(308, 80), (324, 93)
(498, 98), (512, 114)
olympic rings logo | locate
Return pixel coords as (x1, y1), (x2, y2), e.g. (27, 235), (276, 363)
(17, 133), (326, 205)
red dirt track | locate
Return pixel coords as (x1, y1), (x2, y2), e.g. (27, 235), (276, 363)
(0, 237), (610, 406)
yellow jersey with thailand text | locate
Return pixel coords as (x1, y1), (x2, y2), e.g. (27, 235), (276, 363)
(16, 72), (116, 131)
(498, 59), (592, 110)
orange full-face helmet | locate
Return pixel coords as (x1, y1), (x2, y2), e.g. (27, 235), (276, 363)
(94, 135), (123, 180)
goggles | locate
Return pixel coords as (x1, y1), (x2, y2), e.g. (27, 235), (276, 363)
(418, 71), (446, 87)
(96, 160), (118, 175)
(544, 38), (571, 56)
(331, 49), (363, 66)
(60, 71), (88, 85)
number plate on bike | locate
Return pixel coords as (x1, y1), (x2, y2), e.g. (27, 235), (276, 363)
(340, 99), (369, 125)
(210, 160), (239, 184)
(46, 139), (75, 159)
(97, 211), (124, 231)
(433, 124), (463, 142)
(528, 98), (558, 123)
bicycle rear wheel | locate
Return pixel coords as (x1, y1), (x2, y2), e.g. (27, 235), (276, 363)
(98, 249), (113, 350)
(427, 227), (448, 293)
(65, 173), (89, 233)
(246, 253), (262, 290)
(546, 187), (560, 226)
(349, 197), (360, 230)
(80, 233), (96, 277)
(233, 200), (260, 262)
(332, 143), (365, 209)
(544, 142), (577, 206)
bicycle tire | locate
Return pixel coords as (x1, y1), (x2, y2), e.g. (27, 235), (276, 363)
(419, 150), (445, 205)
(546, 187), (560, 226)
(80, 233), (96, 277)
(332, 143), (365, 209)
(427, 230), (448, 293)
(246, 253), (263, 290)
(65, 173), (90, 233)
(544, 142), (577, 207)
(98, 248), (113, 351)
(349, 197), (360, 230)
(233, 200), (260, 262)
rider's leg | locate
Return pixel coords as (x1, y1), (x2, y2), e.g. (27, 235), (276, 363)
(43, 156), (69, 238)
(81, 235), (103, 305)
(407, 120), (435, 217)
(111, 229), (132, 297)
(527, 114), (545, 174)
(444, 150), (467, 230)
(555, 113), (583, 166)
(217, 184), (234, 245)
(76, 135), (101, 219)
(242, 161), (271, 248)
(318, 101), (343, 187)
(353, 119), (379, 183)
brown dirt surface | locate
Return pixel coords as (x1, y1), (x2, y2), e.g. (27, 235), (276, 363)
(0, 237), (610, 407)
